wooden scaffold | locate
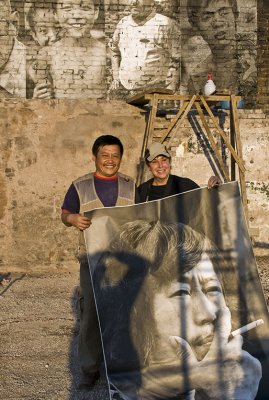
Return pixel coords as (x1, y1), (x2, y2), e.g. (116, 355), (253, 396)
(127, 91), (249, 223)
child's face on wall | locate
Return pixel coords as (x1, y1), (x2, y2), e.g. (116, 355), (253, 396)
(31, 9), (58, 46)
(129, 0), (154, 21)
(56, 0), (98, 39)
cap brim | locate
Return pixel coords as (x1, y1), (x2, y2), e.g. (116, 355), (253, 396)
(146, 152), (171, 162)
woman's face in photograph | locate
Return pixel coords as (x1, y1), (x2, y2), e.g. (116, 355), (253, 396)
(153, 252), (227, 361)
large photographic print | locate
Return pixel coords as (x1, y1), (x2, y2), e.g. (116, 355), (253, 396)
(84, 182), (269, 399)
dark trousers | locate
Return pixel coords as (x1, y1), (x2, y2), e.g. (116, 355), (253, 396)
(78, 259), (103, 374)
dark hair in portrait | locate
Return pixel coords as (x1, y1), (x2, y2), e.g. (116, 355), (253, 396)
(187, 0), (239, 27)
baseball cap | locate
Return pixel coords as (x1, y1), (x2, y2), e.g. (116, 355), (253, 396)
(145, 142), (171, 162)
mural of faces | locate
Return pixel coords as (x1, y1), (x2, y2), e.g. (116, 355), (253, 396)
(0, 0), (26, 98)
(0, 0), (257, 103)
(56, 0), (99, 39)
(129, 0), (155, 22)
(189, 0), (237, 47)
(27, 8), (59, 46)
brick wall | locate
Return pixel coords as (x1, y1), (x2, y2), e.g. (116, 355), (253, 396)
(1, 0), (265, 106)
(257, 0), (269, 108)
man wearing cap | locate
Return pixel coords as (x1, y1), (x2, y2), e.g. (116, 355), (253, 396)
(138, 142), (220, 201)
(61, 135), (138, 390)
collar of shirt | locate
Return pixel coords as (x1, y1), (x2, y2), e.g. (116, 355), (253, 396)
(94, 172), (118, 181)
(129, 10), (157, 27)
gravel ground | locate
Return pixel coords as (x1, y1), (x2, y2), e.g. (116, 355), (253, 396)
(0, 270), (109, 400)
(1, 252), (268, 400)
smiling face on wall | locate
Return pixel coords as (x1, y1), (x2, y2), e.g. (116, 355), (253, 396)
(56, 0), (98, 39)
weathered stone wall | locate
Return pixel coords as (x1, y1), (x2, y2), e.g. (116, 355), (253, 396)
(0, 99), (146, 270)
(0, 100), (268, 271)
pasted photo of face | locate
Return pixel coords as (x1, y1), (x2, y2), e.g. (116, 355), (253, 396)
(189, 0), (236, 46)
(183, 0), (239, 95)
(109, 0), (181, 97)
(56, 0), (99, 39)
(26, 6), (59, 47)
(129, 0), (155, 22)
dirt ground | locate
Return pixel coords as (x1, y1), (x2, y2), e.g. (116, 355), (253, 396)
(1, 251), (268, 400)
(0, 268), (109, 400)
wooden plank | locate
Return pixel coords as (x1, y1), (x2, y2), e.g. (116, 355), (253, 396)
(154, 121), (171, 129)
(127, 92), (242, 106)
(126, 89), (174, 106)
(230, 100), (236, 180)
(231, 95), (249, 223)
(195, 102), (230, 182)
(136, 94), (159, 186)
(147, 94), (159, 141)
(203, 95), (240, 102)
(159, 101), (189, 142)
(153, 130), (170, 138)
(199, 96), (245, 172)
(165, 95), (197, 146)
(154, 94), (240, 102)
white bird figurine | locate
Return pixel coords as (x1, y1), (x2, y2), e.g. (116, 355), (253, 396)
(203, 74), (216, 96)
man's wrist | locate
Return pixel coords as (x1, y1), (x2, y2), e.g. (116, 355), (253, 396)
(62, 211), (78, 227)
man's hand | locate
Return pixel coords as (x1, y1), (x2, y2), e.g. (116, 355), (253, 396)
(207, 175), (222, 188)
(61, 212), (91, 230)
(137, 307), (261, 400)
(195, 307), (262, 399)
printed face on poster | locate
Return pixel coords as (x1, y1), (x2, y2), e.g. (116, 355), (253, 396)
(84, 182), (269, 400)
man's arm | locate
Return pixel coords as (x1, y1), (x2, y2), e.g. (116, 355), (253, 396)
(61, 210), (91, 230)
(61, 183), (91, 230)
(138, 307), (261, 399)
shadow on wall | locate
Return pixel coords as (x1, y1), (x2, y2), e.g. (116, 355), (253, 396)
(187, 108), (229, 182)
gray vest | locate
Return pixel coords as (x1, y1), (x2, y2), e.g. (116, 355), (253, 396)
(73, 172), (136, 258)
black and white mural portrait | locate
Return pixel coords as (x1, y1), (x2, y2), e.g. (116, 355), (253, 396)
(0, 0), (26, 98)
(180, 0), (257, 105)
(84, 182), (269, 400)
(0, 0), (257, 102)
